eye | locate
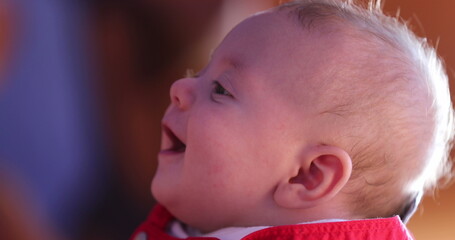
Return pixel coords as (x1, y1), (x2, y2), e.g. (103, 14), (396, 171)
(212, 81), (233, 97)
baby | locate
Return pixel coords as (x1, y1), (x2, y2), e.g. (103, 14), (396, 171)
(131, 0), (454, 239)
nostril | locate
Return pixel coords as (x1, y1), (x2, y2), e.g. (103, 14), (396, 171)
(171, 94), (181, 106)
(170, 82), (183, 107)
(169, 78), (195, 109)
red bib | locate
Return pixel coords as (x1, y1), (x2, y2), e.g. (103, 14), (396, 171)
(130, 205), (414, 240)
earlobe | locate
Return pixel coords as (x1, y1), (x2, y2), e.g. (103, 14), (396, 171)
(274, 145), (352, 209)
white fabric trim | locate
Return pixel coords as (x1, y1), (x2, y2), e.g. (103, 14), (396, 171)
(169, 219), (346, 240)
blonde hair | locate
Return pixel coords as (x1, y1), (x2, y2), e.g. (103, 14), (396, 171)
(279, 0), (454, 217)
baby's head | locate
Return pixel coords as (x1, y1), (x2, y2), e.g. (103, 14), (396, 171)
(152, 0), (454, 233)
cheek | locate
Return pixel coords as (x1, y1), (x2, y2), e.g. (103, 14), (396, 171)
(186, 124), (236, 178)
(186, 103), (293, 190)
(186, 109), (247, 180)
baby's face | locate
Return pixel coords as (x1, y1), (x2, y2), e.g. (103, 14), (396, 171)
(152, 11), (338, 231)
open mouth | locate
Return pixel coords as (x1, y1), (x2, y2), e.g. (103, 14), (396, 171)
(163, 125), (186, 153)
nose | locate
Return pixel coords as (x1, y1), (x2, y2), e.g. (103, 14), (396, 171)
(169, 78), (196, 110)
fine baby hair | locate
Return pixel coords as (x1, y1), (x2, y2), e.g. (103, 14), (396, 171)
(279, 0), (453, 221)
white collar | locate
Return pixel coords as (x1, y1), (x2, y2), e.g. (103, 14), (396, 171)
(169, 219), (346, 240)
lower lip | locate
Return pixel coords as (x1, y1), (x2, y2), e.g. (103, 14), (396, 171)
(158, 150), (185, 156)
(158, 150), (184, 163)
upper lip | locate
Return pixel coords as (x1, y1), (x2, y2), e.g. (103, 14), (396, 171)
(162, 124), (186, 153)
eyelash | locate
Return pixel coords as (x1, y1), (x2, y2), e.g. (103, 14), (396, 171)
(212, 81), (233, 97)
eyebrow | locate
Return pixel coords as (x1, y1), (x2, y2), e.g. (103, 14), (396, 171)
(220, 54), (245, 74)
(228, 58), (244, 72)
(196, 54), (244, 77)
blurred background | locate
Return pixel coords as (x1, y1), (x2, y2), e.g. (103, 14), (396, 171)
(0, 0), (453, 239)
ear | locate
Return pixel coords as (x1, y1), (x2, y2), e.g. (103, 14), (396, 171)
(274, 145), (352, 209)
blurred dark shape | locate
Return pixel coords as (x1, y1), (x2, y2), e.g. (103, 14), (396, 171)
(91, 0), (223, 81)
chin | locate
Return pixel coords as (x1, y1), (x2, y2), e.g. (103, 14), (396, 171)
(151, 177), (184, 216)
(151, 188), (221, 232)
(150, 175), (172, 206)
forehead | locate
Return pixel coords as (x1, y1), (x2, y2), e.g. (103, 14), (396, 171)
(210, 11), (347, 100)
(214, 12), (296, 64)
